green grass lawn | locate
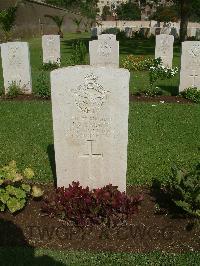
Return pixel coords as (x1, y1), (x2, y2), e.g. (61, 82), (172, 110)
(0, 34), (199, 263)
(0, 248), (200, 266)
(0, 101), (199, 185)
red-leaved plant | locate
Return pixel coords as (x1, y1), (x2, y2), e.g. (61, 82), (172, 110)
(42, 182), (143, 227)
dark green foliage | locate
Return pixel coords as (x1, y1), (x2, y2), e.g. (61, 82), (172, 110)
(6, 81), (21, 98)
(0, 6), (17, 33)
(151, 5), (179, 22)
(116, 2), (141, 21)
(67, 41), (87, 65)
(35, 72), (50, 99)
(164, 164), (200, 218)
(181, 87), (200, 103)
(102, 28), (119, 35)
(101, 5), (111, 20)
(42, 182), (143, 226)
(41, 62), (60, 71)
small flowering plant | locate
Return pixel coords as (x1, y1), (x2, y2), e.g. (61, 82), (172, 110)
(149, 64), (179, 88)
(0, 161), (43, 213)
(123, 55), (179, 96)
(122, 55), (161, 71)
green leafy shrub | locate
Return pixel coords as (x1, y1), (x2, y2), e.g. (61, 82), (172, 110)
(35, 71), (50, 99)
(0, 161), (43, 213)
(66, 41), (87, 66)
(41, 62), (60, 71)
(42, 182), (143, 227)
(161, 164), (200, 218)
(0, 6), (18, 41)
(181, 87), (200, 103)
(6, 81), (21, 98)
(149, 64), (179, 89)
(116, 30), (127, 40)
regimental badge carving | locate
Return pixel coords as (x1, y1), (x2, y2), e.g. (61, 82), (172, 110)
(8, 46), (22, 67)
(188, 44), (200, 67)
(158, 38), (170, 55)
(189, 44), (200, 57)
(70, 73), (110, 114)
(47, 37), (58, 61)
(97, 41), (112, 57)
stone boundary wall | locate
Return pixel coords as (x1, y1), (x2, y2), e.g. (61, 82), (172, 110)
(0, 0), (87, 39)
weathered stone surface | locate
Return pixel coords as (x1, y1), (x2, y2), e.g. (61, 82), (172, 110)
(42, 35), (60, 64)
(89, 39), (119, 67)
(155, 34), (174, 67)
(179, 41), (200, 92)
(51, 66), (130, 192)
(1, 42), (32, 94)
(98, 34), (116, 41)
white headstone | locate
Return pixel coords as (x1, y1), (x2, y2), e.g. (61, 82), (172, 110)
(51, 66), (130, 192)
(1, 42), (32, 94)
(125, 27), (132, 38)
(98, 34), (116, 41)
(179, 41), (200, 92)
(42, 35), (60, 64)
(89, 39), (119, 67)
(155, 34), (174, 68)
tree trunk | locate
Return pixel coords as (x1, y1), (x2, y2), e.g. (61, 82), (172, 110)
(180, 0), (190, 42)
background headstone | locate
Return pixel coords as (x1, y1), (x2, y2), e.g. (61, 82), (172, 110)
(125, 27), (132, 38)
(98, 34), (116, 41)
(155, 34), (174, 68)
(42, 35), (60, 64)
(196, 29), (200, 40)
(179, 41), (200, 91)
(91, 27), (102, 37)
(1, 42), (32, 94)
(170, 27), (179, 39)
(89, 39), (119, 67)
(51, 66), (130, 192)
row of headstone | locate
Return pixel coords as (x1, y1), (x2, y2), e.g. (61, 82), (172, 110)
(1, 34), (199, 96)
(92, 26), (200, 41)
(0, 35), (61, 94)
(155, 34), (200, 91)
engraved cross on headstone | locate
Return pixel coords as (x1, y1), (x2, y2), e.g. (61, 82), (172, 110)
(190, 70), (198, 87)
(80, 133), (103, 159)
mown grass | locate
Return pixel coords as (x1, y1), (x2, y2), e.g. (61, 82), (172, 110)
(0, 101), (199, 185)
(0, 34), (198, 263)
(0, 248), (200, 266)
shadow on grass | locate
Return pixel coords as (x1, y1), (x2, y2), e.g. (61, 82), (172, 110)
(0, 218), (65, 266)
(159, 85), (179, 96)
(47, 144), (57, 187)
(119, 39), (155, 56)
(61, 36), (90, 53)
(150, 179), (185, 218)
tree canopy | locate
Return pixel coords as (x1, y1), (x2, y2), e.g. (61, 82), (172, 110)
(116, 2), (141, 21)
